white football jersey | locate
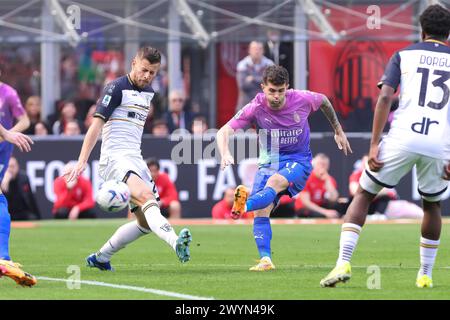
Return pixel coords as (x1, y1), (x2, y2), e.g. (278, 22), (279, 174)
(94, 75), (154, 158)
(378, 40), (450, 159)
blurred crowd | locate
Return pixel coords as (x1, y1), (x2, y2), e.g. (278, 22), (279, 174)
(1, 29), (296, 139)
(20, 91), (209, 138)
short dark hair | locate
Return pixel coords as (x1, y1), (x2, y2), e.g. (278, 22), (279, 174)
(420, 4), (450, 40)
(137, 46), (161, 64)
(262, 65), (289, 86)
(146, 157), (160, 170)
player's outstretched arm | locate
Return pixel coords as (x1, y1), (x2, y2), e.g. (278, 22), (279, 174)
(66, 117), (105, 182)
(368, 85), (395, 172)
(319, 96), (352, 156)
(216, 124), (235, 170)
(0, 124), (33, 152)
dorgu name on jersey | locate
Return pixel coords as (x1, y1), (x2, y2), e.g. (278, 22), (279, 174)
(127, 111), (147, 122)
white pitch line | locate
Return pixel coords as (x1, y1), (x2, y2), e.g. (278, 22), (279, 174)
(37, 276), (214, 300)
(27, 263), (450, 270)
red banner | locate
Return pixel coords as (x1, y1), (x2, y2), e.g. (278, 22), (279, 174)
(309, 40), (410, 116)
(216, 43), (248, 127)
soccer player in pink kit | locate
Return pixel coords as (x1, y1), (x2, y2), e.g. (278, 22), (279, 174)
(217, 65), (352, 271)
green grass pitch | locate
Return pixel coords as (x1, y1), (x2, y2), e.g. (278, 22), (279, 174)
(0, 219), (448, 300)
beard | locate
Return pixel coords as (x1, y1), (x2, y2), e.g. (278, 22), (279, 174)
(270, 102), (280, 108)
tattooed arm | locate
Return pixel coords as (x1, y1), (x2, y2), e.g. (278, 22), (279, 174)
(319, 96), (352, 155)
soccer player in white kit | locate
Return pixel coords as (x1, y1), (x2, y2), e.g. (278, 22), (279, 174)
(321, 4), (450, 288)
(67, 47), (192, 271)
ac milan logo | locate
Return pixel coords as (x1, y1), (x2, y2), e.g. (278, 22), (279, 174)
(333, 41), (387, 118)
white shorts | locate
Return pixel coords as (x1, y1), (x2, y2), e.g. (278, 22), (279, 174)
(98, 154), (160, 210)
(359, 141), (449, 202)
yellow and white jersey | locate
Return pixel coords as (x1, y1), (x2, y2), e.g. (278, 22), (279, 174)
(378, 40), (450, 160)
(94, 74), (155, 158)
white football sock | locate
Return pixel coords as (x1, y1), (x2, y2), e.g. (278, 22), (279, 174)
(142, 200), (178, 250)
(336, 223), (362, 266)
(96, 220), (151, 263)
(419, 237), (439, 278)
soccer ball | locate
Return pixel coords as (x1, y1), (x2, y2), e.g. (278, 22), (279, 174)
(96, 180), (131, 213)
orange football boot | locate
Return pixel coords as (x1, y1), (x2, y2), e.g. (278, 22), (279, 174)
(231, 185), (249, 219)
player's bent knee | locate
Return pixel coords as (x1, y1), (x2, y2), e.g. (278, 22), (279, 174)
(134, 189), (157, 206)
(266, 174), (289, 193)
(356, 185), (377, 197)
